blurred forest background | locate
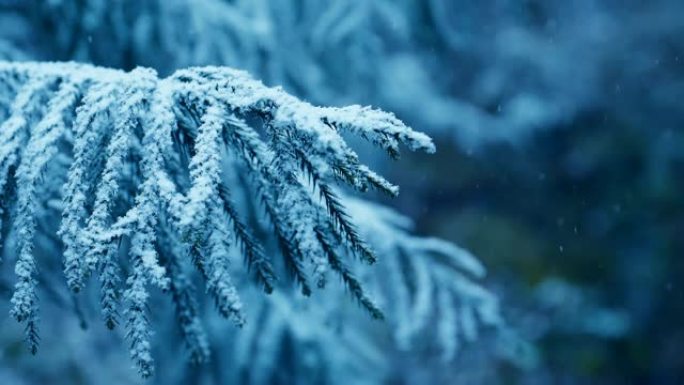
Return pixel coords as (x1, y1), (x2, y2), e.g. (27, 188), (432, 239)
(0, 0), (683, 384)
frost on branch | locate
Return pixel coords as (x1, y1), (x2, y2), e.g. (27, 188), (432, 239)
(0, 61), (438, 376)
(217, 199), (504, 384)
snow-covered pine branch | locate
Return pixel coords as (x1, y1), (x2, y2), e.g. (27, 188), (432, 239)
(0, 61), (437, 376)
(224, 199), (505, 384)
